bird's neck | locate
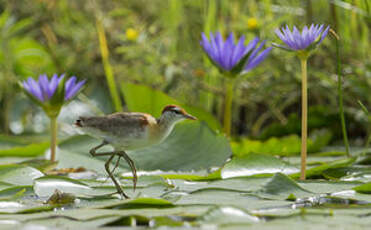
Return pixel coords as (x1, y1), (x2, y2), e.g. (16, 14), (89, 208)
(157, 116), (177, 139)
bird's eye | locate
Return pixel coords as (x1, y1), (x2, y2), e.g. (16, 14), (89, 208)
(173, 110), (181, 114)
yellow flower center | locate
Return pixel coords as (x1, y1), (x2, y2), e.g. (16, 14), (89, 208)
(247, 18), (258, 30)
(126, 28), (139, 41)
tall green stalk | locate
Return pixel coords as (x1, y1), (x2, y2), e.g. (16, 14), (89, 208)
(333, 30), (351, 157)
(50, 116), (57, 162)
(202, 0), (217, 110)
(223, 78), (235, 137)
(96, 18), (123, 112)
(299, 57), (308, 180)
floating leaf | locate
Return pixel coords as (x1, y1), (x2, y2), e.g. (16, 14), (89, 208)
(0, 165), (43, 185)
(0, 201), (26, 214)
(33, 176), (113, 198)
(175, 188), (291, 210)
(353, 183), (371, 194)
(121, 82), (221, 131)
(232, 132), (332, 157)
(290, 157), (356, 179)
(259, 173), (313, 200)
(171, 177), (270, 193)
(0, 142), (49, 157)
(60, 122), (231, 172)
(101, 197), (174, 209)
(199, 206), (260, 224)
(221, 154), (298, 179)
(0, 186), (32, 200)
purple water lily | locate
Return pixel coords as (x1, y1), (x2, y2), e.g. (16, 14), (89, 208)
(64, 76), (86, 100)
(22, 74), (85, 102)
(21, 74), (86, 162)
(275, 24), (330, 51)
(200, 32), (272, 73)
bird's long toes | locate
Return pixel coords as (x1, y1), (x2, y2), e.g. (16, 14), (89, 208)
(132, 170), (137, 191)
(118, 189), (130, 199)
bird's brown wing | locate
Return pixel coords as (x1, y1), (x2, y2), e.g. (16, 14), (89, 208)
(79, 112), (155, 138)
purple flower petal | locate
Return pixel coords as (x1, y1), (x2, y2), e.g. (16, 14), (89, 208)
(65, 80), (85, 100)
(200, 32), (270, 74)
(200, 33), (213, 57)
(245, 47), (272, 72)
(275, 28), (286, 42)
(22, 80), (31, 94)
(244, 37), (259, 55)
(49, 74), (59, 96)
(223, 33), (234, 70)
(319, 25), (330, 44)
(247, 40), (265, 63)
(209, 32), (222, 66)
(38, 74), (52, 99)
(275, 24), (330, 51)
(65, 76), (77, 92)
(27, 78), (44, 101)
(22, 74), (85, 104)
(230, 35), (246, 65)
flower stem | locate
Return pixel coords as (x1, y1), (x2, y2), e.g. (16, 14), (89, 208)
(334, 34), (351, 157)
(50, 116), (58, 162)
(223, 78), (235, 137)
(300, 58), (308, 180)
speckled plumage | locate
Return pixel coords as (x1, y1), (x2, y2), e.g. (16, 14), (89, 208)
(76, 105), (196, 150)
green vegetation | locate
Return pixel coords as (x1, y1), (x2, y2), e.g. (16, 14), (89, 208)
(0, 0), (370, 228)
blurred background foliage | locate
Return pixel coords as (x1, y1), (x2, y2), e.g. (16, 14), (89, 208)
(0, 0), (370, 150)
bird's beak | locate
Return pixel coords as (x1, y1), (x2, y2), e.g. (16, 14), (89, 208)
(184, 113), (197, 120)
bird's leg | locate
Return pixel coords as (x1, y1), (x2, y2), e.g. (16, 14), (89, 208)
(90, 141), (122, 176)
(90, 141), (129, 199)
(89, 140), (114, 157)
(105, 154), (129, 199)
(102, 155), (121, 184)
(116, 151), (137, 191)
(110, 155), (122, 177)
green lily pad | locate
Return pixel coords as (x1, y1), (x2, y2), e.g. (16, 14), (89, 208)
(171, 177), (270, 193)
(258, 173), (313, 200)
(353, 182), (371, 194)
(60, 121), (231, 172)
(33, 176), (114, 198)
(97, 197), (174, 209)
(0, 165), (44, 185)
(0, 186), (33, 200)
(232, 132), (331, 157)
(0, 142), (49, 157)
(221, 154), (298, 179)
(0, 201), (27, 214)
(298, 180), (362, 194)
(199, 206), (260, 224)
(174, 188), (291, 210)
(290, 157), (356, 179)
(121, 82), (221, 131)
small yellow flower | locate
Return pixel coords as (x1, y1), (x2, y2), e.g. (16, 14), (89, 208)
(126, 28), (139, 41)
(247, 18), (258, 30)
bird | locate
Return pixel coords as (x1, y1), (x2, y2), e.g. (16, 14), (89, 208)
(75, 104), (197, 198)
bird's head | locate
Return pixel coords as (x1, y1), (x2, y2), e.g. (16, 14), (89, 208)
(160, 105), (197, 124)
